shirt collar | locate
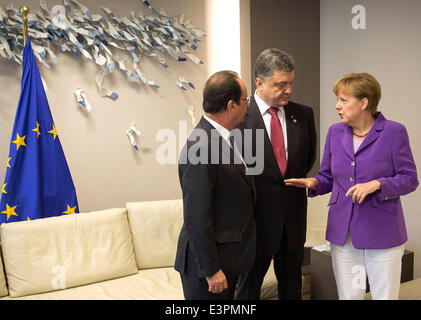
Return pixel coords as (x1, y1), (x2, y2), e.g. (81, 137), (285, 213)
(254, 90), (285, 116)
(203, 114), (231, 142)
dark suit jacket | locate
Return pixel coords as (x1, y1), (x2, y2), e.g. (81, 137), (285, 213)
(174, 116), (256, 279)
(238, 97), (316, 254)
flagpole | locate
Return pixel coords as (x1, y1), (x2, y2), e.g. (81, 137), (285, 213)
(19, 6), (29, 46)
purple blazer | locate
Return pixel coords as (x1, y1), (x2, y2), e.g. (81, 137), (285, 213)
(310, 112), (418, 249)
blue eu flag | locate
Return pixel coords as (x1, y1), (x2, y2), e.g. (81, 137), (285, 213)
(0, 37), (79, 223)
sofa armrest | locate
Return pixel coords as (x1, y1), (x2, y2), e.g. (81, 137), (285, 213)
(0, 244), (8, 297)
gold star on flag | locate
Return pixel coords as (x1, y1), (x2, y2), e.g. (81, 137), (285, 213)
(1, 203), (18, 221)
(12, 133), (27, 150)
(6, 157), (11, 168)
(32, 121), (41, 138)
(27, 217), (31, 221)
(63, 205), (77, 215)
(48, 124), (58, 140)
(2, 183), (7, 194)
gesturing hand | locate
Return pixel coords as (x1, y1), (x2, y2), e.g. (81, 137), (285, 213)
(345, 180), (381, 204)
(284, 177), (318, 190)
(206, 269), (228, 294)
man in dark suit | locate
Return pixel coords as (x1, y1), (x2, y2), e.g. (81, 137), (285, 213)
(236, 48), (317, 300)
(174, 71), (256, 300)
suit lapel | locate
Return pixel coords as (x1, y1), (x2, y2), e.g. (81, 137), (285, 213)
(355, 129), (380, 156)
(245, 100), (281, 178)
(340, 125), (355, 160)
(354, 112), (385, 156)
(202, 116), (256, 195)
(232, 147), (257, 198)
(284, 104), (300, 178)
(338, 112), (386, 158)
(230, 142), (256, 197)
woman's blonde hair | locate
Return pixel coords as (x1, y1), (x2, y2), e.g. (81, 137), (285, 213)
(333, 73), (381, 116)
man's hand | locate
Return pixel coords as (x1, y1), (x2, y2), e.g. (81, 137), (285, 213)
(206, 269), (228, 294)
(346, 180), (381, 204)
(284, 177), (318, 190)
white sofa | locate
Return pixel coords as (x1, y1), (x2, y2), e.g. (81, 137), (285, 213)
(7, 196), (418, 300)
(0, 199), (283, 300)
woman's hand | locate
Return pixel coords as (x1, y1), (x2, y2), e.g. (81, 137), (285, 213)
(345, 180), (381, 204)
(284, 178), (318, 190)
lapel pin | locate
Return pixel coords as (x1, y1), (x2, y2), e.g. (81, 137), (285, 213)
(291, 115), (297, 123)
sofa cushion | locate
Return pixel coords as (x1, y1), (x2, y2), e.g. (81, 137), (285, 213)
(126, 200), (183, 269)
(0, 267), (184, 300)
(0, 255), (280, 300)
(0, 264), (280, 300)
(0, 208), (137, 298)
(0, 245), (8, 297)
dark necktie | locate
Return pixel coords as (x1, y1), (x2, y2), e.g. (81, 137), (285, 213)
(267, 107), (287, 176)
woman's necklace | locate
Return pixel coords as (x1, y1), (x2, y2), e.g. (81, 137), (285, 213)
(352, 130), (368, 138)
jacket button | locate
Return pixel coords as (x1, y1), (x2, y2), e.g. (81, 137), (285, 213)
(350, 177), (354, 182)
(351, 161), (355, 166)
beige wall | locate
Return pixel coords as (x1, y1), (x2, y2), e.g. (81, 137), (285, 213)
(0, 0), (210, 212)
(320, 0), (421, 277)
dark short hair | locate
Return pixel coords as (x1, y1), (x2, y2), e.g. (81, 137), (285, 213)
(202, 70), (242, 114)
(254, 48), (295, 80)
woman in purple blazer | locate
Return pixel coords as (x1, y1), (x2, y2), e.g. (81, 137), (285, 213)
(285, 73), (418, 300)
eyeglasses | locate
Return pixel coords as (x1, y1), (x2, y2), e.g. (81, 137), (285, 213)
(239, 96), (251, 103)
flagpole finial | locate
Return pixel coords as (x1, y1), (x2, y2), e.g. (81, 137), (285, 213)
(19, 6), (30, 46)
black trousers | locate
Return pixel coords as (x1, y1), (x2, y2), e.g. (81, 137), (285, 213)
(235, 227), (304, 300)
(179, 244), (240, 300)
(180, 272), (239, 300)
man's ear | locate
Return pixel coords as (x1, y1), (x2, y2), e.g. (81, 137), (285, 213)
(255, 78), (263, 91)
(227, 99), (236, 112)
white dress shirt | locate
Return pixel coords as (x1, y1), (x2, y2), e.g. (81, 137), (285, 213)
(254, 91), (288, 160)
(203, 114), (246, 166)
(203, 114), (231, 144)
(353, 137), (363, 154)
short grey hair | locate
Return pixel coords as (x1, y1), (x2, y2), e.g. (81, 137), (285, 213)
(254, 48), (295, 80)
